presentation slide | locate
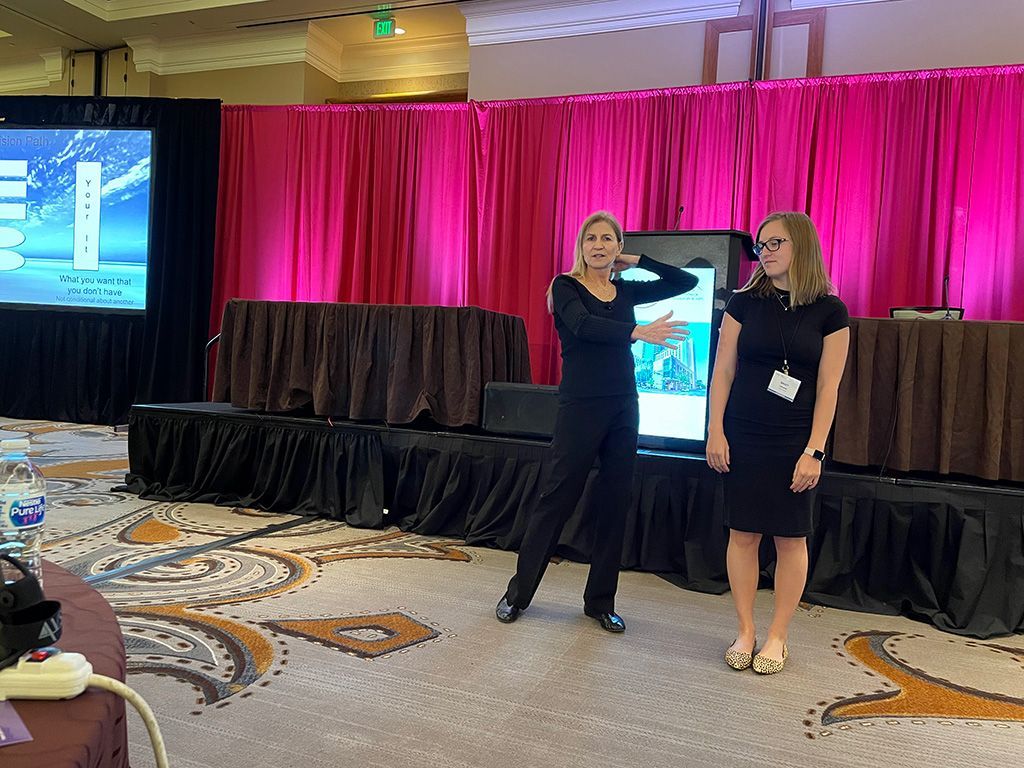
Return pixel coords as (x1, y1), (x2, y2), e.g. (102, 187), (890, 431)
(621, 265), (716, 444)
(0, 127), (152, 311)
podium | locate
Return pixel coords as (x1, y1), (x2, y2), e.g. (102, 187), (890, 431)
(622, 229), (756, 309)
(613, 230), (755, 452)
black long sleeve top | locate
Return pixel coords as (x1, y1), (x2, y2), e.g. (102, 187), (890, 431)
(551, 254), (698, 397)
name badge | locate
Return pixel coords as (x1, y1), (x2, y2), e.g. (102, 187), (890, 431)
(768, 369), (801, 402)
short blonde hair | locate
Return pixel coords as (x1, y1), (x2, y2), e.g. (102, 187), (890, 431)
(546, 211), (624, 313)
(738, 212), (834, 307)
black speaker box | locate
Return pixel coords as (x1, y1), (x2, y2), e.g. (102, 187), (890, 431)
(482, 382), (559, 438)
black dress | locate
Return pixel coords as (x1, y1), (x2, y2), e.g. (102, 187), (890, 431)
(722, 288), (849, 537)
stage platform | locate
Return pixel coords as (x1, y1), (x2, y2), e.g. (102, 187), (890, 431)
(124, 402), (1024, 638)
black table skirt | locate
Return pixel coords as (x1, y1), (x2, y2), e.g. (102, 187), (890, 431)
(124, 404), (1024, 638)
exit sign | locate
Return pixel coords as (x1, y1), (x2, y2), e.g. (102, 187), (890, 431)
(373, 17), (396, 38)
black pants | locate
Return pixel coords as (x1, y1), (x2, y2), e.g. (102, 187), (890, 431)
(505, 394), (639, 614)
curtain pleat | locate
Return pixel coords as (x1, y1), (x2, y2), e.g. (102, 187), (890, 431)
(214, 67), (1024, 389)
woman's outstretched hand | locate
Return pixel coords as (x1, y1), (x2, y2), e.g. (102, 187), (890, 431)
(631, 311), (689, 349)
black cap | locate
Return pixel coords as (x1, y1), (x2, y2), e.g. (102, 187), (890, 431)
(0, 555), (62, 669)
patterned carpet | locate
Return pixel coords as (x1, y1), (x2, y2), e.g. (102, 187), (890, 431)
(2, 418), (1022, 767)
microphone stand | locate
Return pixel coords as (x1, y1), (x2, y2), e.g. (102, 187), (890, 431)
(941, 274), (953, 320)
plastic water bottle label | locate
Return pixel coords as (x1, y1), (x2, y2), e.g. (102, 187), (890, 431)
(1, 495), (45, 529)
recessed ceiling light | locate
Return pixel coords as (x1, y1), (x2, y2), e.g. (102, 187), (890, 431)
(394, 27), (406, 35)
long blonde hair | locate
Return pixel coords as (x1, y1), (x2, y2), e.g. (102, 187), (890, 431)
(546, 211), (624, 314)
(738, 212), (834, 307)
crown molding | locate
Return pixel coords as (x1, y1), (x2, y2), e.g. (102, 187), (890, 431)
(305, 23), (345, 81)
(64, 0), (265, 22)
(126, 24), (343, 77)
(790, 0), (890, 8)
(460, 0), (743, 46)
(336, 33), (468, 83)
(40, 48), (67, 80)
(125, 24), (466, 83)
(0, 48), (67, 93)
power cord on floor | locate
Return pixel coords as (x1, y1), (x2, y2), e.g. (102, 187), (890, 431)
(88, 673), (169, 768)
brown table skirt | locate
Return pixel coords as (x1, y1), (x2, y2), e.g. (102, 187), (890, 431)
(213, 299), (533, 427)
(833, 318), (1024, 482)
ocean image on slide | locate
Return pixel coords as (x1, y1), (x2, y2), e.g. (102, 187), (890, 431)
(0, 128), (152, 310)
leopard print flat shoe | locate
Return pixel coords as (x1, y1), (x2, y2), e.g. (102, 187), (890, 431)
(752, 644), (789, 675)
(725, 638), (756, 670)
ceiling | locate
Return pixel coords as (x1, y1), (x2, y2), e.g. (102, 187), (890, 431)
(0, 0), (747, 90)
(0, 0), (472, 65)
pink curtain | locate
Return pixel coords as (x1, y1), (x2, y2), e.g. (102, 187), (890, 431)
(744, 66), (1024, 319)
(212, 104), (469, 333)
(213, 66), (1024, 384)
(467, 98), (573, 385)
(469, 85), (749, 383)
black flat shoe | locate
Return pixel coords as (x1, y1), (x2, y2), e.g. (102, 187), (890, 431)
(584, 608), (625, 633)
(495, 596), (522, 623)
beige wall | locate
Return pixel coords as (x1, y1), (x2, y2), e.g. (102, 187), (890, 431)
(335, 72), (468, 102)
(469, 23), (706, 101)
(7, 0), (1023, 103)
(1, 53), (75, 96)
(303, 64), (339, 104)
(469, 0), (1024, 101)
(4, 74), (70, 96)
(820, 0), (1024, 76)
(149, 62), (306, 104)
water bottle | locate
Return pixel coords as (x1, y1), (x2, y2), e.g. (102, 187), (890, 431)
(0, 438), (47, 588)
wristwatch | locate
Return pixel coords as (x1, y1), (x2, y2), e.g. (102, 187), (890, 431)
(803, 447), (826, 462)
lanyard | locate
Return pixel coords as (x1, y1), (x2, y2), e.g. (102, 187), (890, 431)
(772, 293), (804, 375)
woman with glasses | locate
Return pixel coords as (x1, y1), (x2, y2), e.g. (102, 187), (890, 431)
(496, 210), (697, 633)
(706, 212), (850, 673)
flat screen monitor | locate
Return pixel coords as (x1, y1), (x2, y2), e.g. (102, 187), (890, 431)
(620, 264), (716, 451)
(0, 127), (153, 312)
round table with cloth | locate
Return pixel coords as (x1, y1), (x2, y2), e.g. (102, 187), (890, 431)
(3, 560), (129, 768)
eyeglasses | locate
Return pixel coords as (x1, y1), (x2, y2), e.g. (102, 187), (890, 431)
(752, 237), (789, 257)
